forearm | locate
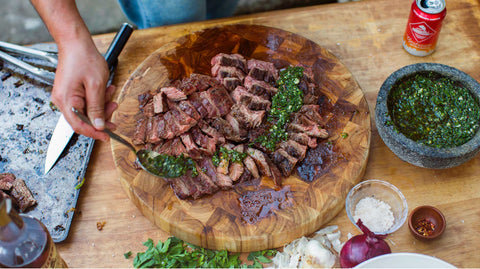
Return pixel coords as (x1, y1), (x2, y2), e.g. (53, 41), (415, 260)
(30, 0), (96, 53)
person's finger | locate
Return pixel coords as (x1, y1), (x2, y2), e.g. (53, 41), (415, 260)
(105, 84), (116, 102)
(63, 105), (110, 141)
(105, 101), (118, 120)
(85, 76), (108, 131)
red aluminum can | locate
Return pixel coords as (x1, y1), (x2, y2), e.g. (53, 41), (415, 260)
(403, 0), (447, 56)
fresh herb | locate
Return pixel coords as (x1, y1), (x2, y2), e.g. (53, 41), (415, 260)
(141, 152), (198, 178)
(212, 146), (248, 167)
(341, 132), (349, 139)
(388, 71), (480, 148)
(75, 177), (85, 190)
(124, 251), (133, 259)
(256, 66), (304, 151)
(130, 237), (275, 268)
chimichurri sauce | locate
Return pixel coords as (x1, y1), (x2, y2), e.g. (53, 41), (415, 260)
(141, 152), (198, 178)
(256, 66), (304, 151)
(212, 146), (248, 167)
(387, 71), (480, 148)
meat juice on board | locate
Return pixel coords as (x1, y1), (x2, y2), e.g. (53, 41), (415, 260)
(0, 199), (67, 268)
(403, 0), (447, 56)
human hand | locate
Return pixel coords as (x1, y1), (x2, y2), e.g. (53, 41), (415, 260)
(52, 40), (118, 141)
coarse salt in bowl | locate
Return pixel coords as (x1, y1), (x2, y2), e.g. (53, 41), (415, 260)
(345, 179), (408, 234)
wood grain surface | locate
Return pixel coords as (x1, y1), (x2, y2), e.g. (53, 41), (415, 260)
(55, 0), (480, 267)
(111, 24), (370, 252)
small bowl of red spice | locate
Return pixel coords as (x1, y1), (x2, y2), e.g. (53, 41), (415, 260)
(408, 205), (446, 241)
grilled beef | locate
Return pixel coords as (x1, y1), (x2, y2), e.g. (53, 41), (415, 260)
(133, 53), (330, 200)
(0, 173), (36, 212)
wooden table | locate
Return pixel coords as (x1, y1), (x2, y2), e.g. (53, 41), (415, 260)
(56, 0), (480, 267)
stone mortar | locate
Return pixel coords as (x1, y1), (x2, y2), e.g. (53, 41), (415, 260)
(375, 63), (480, 169)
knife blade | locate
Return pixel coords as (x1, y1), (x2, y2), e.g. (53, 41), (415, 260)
(44, 23), (133, 174)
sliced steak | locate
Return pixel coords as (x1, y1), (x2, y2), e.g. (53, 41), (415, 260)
(188, 92), (209, 118)
(190, 127), (216, 156)
(244, 76), (278, 99)
(198, 158), (231, 189)
(198, 120), (225, 145)
(153, 92), (168, 114)
(210, 117), (244, 142)
(247, 148), (283, 187)
(205, 86), (234, 116)
(211, 53), (248, 73)
(247, 59), (279, 85)
(146, 116), (161, 143)
(199, 90), (222, 118)
(272, 148), (298, 177)
(229, 104), (265, 129)
(160, 86), (187, 101)
(287, 122), (329, 139)
(298, 105), (324, 125)
(180, 133), (202, 160)
(154, 137), (187, 156)
(168, 176), (197, 200)
(229, 144), (245, 182)
(212, 65), (246, 81)
(279, 140), (308, 162)
(142, 100), (155, 117)
(132, 117), (148, 145)
(10, 179), (37, 212)
(231, 86), (271, 111)
(179, 73), (220, 94)
(0, 173), (15, 191)
(138, 92), (153, 109)
(243, 156), (260, 179)
(222, 77), (242, 92)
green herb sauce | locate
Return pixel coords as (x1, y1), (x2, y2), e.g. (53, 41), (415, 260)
(212, 146), (248, 167)
(142, 152), (198, 178)
(256, 66), (304, 151)
(388, 72), (480, 148)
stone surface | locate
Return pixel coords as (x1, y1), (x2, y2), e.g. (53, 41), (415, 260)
(375, 63), (480, 169)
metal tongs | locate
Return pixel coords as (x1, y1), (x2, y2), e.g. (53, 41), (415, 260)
(0, 40), (57, 85)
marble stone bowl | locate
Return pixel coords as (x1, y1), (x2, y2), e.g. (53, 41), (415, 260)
(375, 63), (480, 169)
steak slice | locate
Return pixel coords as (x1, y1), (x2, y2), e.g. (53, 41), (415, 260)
(297, 105), (324, 125)
(180, 133), (202, 160)
(10, 179), (37, 212)
(212, 65), (246, 81)
(179, 73), (220, 94)
(231, 86), (271, 111)
(287, 122), (329, 139)
(188, 92), (209, 118)
(243, 156), (260, 179)
(190, 127), (216, 156)
(272, 148), (298, 177)
(247, 148), (282, 187)
(222, 77), (242, 92)
(230, 104), (265, 129)
(247, 59), (279, 85)
(279, 140), (308, 162)
(205, 86), (234, 116)
(210, 117), (244, 142)
(146, 116), (163, 143)
(199, 91), (222, 118)
(168, 176), (197, 200)
(0, 173), (15, 190)
(153, 92), (168, 114)
(288, 132), (318, 148)
(198, 158), (230, 189)
(160, 86), (187, 101)
(211, 53), (248, 73)
(132, 117), (148, 145)
(229, 144), (245, 182)
(153, 137), (187, 156)
(198, 120), (225, 145)
(244, 76), (278, 99)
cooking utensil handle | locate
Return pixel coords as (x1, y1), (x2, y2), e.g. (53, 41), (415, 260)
(72, 108), (137, 153)
(0, 40), (58, 65)
(104, 23), (134, 69)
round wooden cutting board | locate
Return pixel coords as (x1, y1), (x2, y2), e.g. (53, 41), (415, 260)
(112, 24), (371, 252)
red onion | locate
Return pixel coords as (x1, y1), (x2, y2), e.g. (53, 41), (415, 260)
(340, 219), (391, 268)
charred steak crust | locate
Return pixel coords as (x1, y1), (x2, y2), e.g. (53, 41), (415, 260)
(133, 53), (330, 200)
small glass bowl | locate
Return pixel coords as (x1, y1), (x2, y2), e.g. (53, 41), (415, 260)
(346, 179), (408, 234)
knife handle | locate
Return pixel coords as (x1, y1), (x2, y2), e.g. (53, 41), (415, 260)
(104, 23), (134, 69)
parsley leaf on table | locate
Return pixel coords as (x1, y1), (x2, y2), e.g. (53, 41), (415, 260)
(130, 237), (277, 268)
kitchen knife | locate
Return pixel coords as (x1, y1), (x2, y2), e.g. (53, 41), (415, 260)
(44, 23), (133, 174)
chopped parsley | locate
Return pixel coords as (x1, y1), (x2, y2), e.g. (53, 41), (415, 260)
(212, 146), (248, 167)
(141, 152), (198, 178)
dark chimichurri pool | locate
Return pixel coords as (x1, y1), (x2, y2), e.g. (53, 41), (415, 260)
(387, 71), (480, 148)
